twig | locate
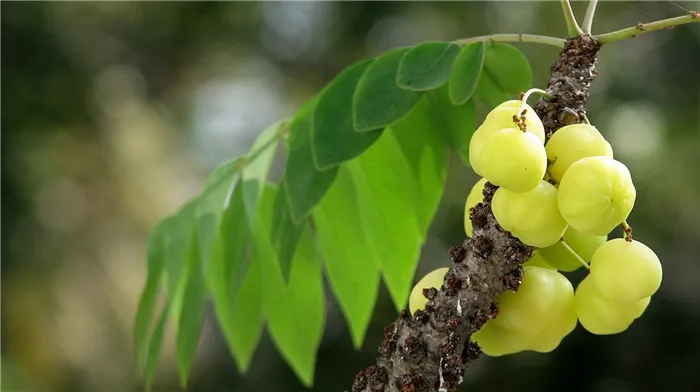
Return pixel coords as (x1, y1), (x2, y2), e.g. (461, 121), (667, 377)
(596, 12), (700, 45)
(456, 34), (566, 48)
(582, 0), (599, 34)
(560, 0), (584, 36)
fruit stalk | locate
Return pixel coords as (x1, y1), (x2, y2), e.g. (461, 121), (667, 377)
(348, 35), (600, 392)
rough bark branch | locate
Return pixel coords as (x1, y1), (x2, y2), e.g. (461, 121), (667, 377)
(348, 35), (600, 392)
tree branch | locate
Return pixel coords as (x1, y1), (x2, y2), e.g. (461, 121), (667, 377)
(560, 0), (584, 37)
(348, 35), (600, 392)
(582, 0), (598, 34)
(596, 12), (700, 45)
(456, 34), (566, 48)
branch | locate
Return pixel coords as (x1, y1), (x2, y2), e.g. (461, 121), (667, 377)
(596, 12), (700, 45)
(582, 0), (598, 34)
(560, 0), (584, 37)
(348, 35), (601, 392)
(456, 33), (566, 48)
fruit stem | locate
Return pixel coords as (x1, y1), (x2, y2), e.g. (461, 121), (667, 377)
(515, 88), (552, 131)
(596, 12), (700, 45)
(455, 34), (567, 48)
(560, 0), (585, 37)
(581, 113), (591, 125)
(560, 241), (590, 270)
(582, 0), (598, 34)
(621, 220), (633, 242)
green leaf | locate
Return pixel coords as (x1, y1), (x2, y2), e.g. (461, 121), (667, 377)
(270, 189), (303, 280)
(353, 47), (423, 132)
(254, 185), (325, 386)
(312, 58), (383, 170)
(207, 182), (259, 373)
(176, 229), (207, 388)
(475, 42), (532, 108)
(397, 41), (462, 91)
(427, 85), (476, 165)
(135, 219), (168, 375)
(390, 98), (448, 236)
(313, 167), (381, 348)
(196, 158), (242, 271)
(283, 99), (339, 223)
(449, 41), (485, 105)
(242, 121), (281, 226)
(230, 247), (265, 373)
(345, 132), (424, 311)
(143, 302), (170, 392)
(164, 199), (198, 327)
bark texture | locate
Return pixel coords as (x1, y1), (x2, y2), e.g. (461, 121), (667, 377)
(348, 35), (600, 392)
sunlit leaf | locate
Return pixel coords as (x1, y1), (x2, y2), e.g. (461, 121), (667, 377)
(270, 189), (303, 280)
(283, 98), (339, 223)
(397, 41), (461, 91)
(144, 302), (170, 392)
(312, 58), (383, 170)
(254, 185), (325, 385)
(313, 167), (381, 348)
(390, 98), (448, 237)
(475, 42), (532, 108)
(353, 47), (423, 132)
(196, 158), (242, 271)
(449, 41), (485, 105)
(427, 85), (476, 165)
(164, 199), (198, 327)
(176, 229), (207, 388)
(345, 132), (424, 311)
(135, 218), (169, 375)
(241, 121), (282, 226)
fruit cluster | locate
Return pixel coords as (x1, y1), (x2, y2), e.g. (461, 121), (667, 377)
(410, 97), (663, 356)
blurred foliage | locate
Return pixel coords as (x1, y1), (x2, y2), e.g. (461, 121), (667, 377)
(2, 2), (700, 392)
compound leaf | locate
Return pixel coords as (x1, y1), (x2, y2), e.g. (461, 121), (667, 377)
(475, 42), (532, 108)
(353, 47), (423, 132)
(397, 41), (461, 91)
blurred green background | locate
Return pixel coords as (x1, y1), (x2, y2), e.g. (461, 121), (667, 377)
(2, 2), (700, 391)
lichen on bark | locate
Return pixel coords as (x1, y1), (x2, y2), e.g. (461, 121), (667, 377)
(348, 35), (600, 392)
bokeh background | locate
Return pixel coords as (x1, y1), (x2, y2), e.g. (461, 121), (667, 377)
(2, 1), (700, 391)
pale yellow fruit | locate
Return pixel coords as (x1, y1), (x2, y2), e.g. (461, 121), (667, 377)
(546, 123), (613, 182)
(539, 228), (606, 272)
(557, 156), (636, 236)
(464, 178), (488, 237)
(589, 238), (663, 303)
(492, 181), (568, 247)
(522, 251), (555, 270)
(469, 100), (544, 176)
(409, 268), (449, 315)
(479, 128), (547, 193)
(575, 276), (650, 335)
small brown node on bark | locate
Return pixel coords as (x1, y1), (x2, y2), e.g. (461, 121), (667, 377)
(423, 287), (438, 300)
(690, 10), (698, 19)
(448, 245), (465, 263)
(444, 274), (461, 296)
(636, 22), (645, 31)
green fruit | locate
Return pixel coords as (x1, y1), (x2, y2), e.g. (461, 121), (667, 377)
(563, 227), (607, 262)
(522, 251), (555, 270)
(575, 276), (650, 335)
(464, 178), (488, 237)
(557, 156), (636, 236)
(546, 124), (613, 182)
(528, 291), (577, 352)
(589, 238), (663, 303)
(474, 266), (575, 355)
(479, 128), (547, 193)
(488, 266), (573, 334)
(409, 268), (449, 315)
(539, 228), (606, 272)
(492, 181), (568, 247)
(471, 323), (524, 357)
(469, 101), (544, 176)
